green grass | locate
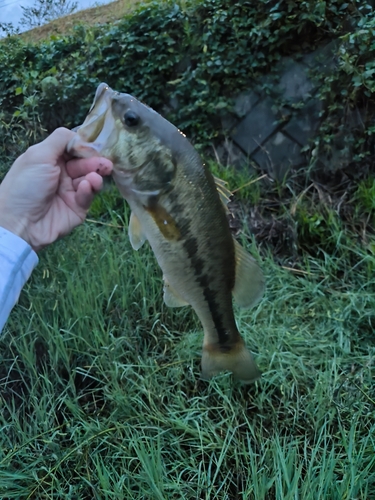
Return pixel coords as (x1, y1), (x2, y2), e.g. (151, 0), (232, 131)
(0, 183), (374, 499)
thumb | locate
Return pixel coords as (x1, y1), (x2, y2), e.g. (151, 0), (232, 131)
(23, 128), (75, 164)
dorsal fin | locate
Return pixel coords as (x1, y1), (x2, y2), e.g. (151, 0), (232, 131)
(214, 176), (232, 212)
(232, 239), (265, 309)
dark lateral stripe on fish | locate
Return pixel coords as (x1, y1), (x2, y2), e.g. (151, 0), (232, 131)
(167, 190), (233, 346)
(182, 234), (230, 346)
(197, 273), (231, 347)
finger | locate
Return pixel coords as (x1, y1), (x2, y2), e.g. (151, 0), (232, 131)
(74, 173), (104, 211)
(85, 171), (104, 192)
(24, 128), (75, 163)
(66, 157), (113, 179)
(74, 179), (96, 212)
(72, 172), (103, 192)
(72, 176), (86, 191)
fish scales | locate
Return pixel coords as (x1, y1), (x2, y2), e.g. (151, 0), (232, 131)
(68, 83), (265, 383)
(143, 147), (238, 348)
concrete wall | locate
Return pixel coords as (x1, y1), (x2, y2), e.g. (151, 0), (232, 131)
(217, 40), (362, 180)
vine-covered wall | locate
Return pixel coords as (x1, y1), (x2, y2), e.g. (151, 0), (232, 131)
(0, 0), (374, 179)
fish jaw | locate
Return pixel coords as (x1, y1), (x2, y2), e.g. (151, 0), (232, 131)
(67, 83), (120, 160)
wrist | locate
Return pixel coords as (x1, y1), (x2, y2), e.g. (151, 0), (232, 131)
(0, 212), (29, 246)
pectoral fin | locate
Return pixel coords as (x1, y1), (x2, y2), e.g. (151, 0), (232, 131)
(129, 211), (147, 250)
(163, 278), (189, 308)
(232, 239), (265, 308)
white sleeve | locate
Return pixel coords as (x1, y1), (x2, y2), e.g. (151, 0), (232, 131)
(0, 227), (39, 333)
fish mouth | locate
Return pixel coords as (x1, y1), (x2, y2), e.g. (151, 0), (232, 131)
(69, 82), (119, 158)
(88, 82), (110, 114)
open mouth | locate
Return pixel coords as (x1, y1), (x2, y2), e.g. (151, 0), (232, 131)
(69, 83), (119, 158)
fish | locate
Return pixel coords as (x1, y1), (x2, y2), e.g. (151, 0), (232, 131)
(68, 83), (265, 383)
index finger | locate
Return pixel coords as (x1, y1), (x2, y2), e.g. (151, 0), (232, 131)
(66, 157), (113, 179)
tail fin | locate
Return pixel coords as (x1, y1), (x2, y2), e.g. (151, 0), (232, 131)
(201, 340), (261, 383)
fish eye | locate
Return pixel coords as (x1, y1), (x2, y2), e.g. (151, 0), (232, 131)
(124, 110), (140, 127)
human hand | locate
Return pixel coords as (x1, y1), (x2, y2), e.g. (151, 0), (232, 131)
(0, 127), (113, 251)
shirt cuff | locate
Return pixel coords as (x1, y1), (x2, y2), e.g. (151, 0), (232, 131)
(0, 227), (39, 333)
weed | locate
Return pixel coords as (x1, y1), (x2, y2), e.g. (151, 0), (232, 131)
(0, 200), (374, 498)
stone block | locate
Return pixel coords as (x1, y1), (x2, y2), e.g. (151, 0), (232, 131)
(221, 113), (238, 132)
(233, 91), (260, 117)
(252, 132), (304, 180)
(214, 139), (254, 170)
(278, 58), (315, 103)
(231, 97), (280, 156)
(302, 40), (339, 74)
(283, 98), (322, 146)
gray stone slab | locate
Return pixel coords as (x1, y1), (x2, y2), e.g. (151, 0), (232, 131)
(346, 106), (366, 130)
(318, 129), (354, 172)
(231, 97), (280, 156)
(278, 58), (315, 103)
(233, 91), (260, 117)
(252, 132), (304, 180)
(302, 40), (339, 74)
(221, 113), (238, 132)
(283, 98), (322, 146)
(215, 139), (254, 170)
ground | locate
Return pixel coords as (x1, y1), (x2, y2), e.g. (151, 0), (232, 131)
(0, 175), (374, 498)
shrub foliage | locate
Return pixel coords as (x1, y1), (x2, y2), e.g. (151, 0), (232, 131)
(0, 0), (374, 165)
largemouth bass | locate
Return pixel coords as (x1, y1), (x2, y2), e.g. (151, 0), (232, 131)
(68, 83), (265, 383)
